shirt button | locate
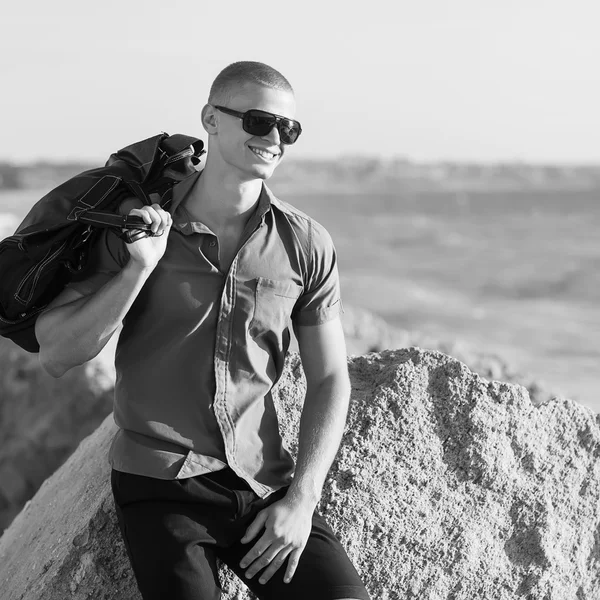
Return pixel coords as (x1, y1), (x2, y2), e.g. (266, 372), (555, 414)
(209, 240), (216, 247)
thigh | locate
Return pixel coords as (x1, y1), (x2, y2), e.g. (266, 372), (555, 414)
(219, 510), (371, 600)
(111, 469), (236, 600)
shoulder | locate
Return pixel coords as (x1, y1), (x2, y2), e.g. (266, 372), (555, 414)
(266, 187), (335, 254)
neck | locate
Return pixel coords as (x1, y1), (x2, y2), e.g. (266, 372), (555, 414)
(185, 155), (263, 227)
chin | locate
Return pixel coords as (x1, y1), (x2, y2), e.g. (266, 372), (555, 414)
(248, 162), (278, 181)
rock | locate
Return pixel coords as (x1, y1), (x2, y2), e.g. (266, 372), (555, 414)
(341, 305), (557, 406)
(1, 348), (598, 600)
(0, 338), (114, 532)
(0, 304), (557, 535)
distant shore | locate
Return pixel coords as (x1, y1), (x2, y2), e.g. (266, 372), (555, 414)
(1, 157), (600, 194)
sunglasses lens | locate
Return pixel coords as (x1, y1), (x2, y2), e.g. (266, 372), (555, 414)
(279, 120), (301, 145)
(244, 111), (276, 136)
(242, 110), (302, 145)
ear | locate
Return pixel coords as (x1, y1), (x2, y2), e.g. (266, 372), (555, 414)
(201, 104), (218, 135)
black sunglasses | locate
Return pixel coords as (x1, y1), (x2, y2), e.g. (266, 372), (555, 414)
(214, 105), (302, 145)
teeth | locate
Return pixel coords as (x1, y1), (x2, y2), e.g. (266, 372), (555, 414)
(250, 146), (277, 159)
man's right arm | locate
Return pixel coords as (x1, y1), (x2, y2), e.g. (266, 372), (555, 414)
(36, 203), (172, 378)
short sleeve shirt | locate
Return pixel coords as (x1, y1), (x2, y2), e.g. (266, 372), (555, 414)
(67, 171), (343, 498)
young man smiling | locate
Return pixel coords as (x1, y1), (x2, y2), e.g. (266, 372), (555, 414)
(36, 61), (370, 600)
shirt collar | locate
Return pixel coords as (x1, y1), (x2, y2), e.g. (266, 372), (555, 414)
(169, 169), (202, 216)
(170, 170), (273, 236)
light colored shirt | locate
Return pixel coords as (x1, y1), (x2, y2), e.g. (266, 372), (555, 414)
(68, 171), (343, 497)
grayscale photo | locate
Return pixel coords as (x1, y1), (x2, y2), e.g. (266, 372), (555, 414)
(0, 2), (598, 599)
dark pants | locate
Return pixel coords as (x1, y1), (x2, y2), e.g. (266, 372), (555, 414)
(111, 467), (370, 600)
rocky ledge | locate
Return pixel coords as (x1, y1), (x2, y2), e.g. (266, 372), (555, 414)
(0, 347), (598, 600)
(0, 304), (554, 535)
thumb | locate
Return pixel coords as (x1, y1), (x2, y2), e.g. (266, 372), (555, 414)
(241, 509), (269, 544)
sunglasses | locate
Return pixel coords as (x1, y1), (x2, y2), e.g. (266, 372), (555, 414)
(214, 105), (302, 145)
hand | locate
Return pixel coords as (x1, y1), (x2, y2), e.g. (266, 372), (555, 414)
(239, 496), (314, 585)
(125, 203), (172, 269)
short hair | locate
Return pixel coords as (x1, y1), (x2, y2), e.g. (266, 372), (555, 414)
(208, 61), (294, 105)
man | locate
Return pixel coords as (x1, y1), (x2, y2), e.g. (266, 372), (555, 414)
(36, 61), (370, 600)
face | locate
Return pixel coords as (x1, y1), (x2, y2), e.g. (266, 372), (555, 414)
(204, 83), (297, 181)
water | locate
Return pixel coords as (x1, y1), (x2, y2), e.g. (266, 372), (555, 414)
(281, 189), (600, 414)
(1, 187), (598, 413)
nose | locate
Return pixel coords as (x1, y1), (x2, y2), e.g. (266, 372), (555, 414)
(261, 123), (281, 146)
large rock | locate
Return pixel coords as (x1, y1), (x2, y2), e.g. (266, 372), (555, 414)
(1, 304), (555, 535)
(1, 348), (598, 600)
(0, 338), (114, 532)
(341, 305), (555, 405)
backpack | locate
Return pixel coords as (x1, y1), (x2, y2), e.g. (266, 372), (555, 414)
(0, 132), (205, 352)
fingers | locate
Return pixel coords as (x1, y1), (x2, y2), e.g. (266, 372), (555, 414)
(283, 547), (301, 584)
(128, 203), (172, 236)
(250, 547), (292, 585)
(242, 541), (282, 579)
(239, 533), (270, 570)
(241, 541), (301, 584)
(240, 510), (268, 545)
(125, 229), (150, 244)
(238, 502), (309, 585)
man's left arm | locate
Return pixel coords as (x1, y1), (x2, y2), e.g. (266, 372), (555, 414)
(239, 315), (351, 584)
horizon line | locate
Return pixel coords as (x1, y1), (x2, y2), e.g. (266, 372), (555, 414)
(2, 155), (600, 169)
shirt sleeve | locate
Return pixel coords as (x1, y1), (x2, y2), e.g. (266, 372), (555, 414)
(66, 229), (130, 296)
(292, 219), (344, 326)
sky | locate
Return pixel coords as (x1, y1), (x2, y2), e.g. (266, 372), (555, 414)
(1, 0), (599, 164)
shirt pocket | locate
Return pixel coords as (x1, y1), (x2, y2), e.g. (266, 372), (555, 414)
(249, 277), (303, 338)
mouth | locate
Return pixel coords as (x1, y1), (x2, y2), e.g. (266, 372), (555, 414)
(248, 145), (280, 162)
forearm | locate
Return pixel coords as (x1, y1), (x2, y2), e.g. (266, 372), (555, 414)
(286, 372), (351, 508)
(37, 261), (153, 376)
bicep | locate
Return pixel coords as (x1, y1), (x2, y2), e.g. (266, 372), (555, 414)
(45, 285), (86, 311)
(34, 285), (89, 350)
(36, 224), (129, 335)
(295, 316), (348, 385)
(36, 285), (87, 334)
